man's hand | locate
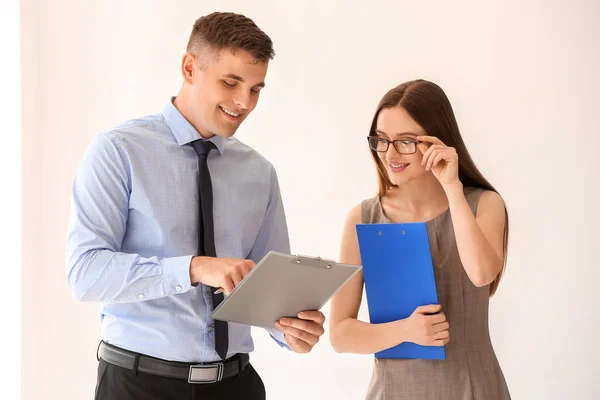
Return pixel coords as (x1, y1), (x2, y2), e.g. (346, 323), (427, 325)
(275, 311), (325, 353)
(189, 256), (256, 295)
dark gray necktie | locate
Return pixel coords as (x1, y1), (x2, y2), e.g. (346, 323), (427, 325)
(190, 140), (228, 361)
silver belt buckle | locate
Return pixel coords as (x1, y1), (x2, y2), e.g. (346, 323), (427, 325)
(188, 362), (224, 384)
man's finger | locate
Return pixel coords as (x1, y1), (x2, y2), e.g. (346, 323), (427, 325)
(245, 260), (256, 272)
(222, 279), (234, 296)
(279, 318), (324, 337)
(285, 334), (311, 353)
(275, 322), (319, 346)
(242, 262), (253, 276)
(231, 270), (243, 287)
(298, 311), (325, 325)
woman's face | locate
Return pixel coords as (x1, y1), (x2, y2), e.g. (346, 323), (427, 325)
(374, 107), (429, 186)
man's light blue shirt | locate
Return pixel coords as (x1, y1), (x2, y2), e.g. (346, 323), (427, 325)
(66, 99), (289, 362)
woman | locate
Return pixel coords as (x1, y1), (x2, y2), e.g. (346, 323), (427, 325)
(329, 79), (510, 399)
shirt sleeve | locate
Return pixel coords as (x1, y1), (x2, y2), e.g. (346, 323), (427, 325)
(247, 166), (291, 350)
(66, 133), (193, 303)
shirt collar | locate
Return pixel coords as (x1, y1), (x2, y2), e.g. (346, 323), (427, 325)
(162, 97), (225, 155)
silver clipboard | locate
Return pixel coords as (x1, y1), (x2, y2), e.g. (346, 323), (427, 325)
(210, 251), (362, 329)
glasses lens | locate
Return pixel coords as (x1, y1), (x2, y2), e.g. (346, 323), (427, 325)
(368, 137), (388, 152)
(394, 140), (417, 154)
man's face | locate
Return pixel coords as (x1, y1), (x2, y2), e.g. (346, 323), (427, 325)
(184, 48), (268, 138)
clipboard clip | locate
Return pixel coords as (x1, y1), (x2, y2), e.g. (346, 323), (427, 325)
(294, 254), (335, 268)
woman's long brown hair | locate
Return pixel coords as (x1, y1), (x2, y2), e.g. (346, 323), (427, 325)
(368, 79), (508, 296)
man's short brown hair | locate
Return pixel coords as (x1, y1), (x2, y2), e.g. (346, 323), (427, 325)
(187, 12), (275, 63)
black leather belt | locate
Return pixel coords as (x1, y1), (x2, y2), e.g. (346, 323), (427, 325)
(98, 341), (249, 384)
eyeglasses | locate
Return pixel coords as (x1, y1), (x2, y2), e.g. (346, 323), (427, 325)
(367, 136), (423, 154)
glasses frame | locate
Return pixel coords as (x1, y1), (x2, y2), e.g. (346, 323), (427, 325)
(367, 136), (423, 155)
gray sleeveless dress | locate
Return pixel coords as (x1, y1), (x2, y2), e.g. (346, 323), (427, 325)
(362, 187), (510, 400)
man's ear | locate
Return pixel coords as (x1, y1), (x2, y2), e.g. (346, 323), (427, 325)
(181, 52), (196, 84)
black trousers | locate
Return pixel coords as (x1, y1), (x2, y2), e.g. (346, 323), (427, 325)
(95, 359), (266, 400)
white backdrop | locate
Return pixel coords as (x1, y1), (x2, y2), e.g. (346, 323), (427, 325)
(0, 0), (21, 399)
(19, 0), (600, 399)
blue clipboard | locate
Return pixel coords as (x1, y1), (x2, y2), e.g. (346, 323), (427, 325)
(356, 223), (445, 360)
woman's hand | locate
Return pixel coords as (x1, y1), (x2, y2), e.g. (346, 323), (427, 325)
(417, 136), (460, 188)
(403, 304), (450, 347)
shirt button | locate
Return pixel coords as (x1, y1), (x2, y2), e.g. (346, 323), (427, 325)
(176, 285), (182, 292)
(207, 326), (213, 332)
(205, 286), (212, 293)
(137, 293), (145, 300)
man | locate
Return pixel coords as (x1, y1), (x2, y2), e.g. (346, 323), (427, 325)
(66, 12), (325, 399)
